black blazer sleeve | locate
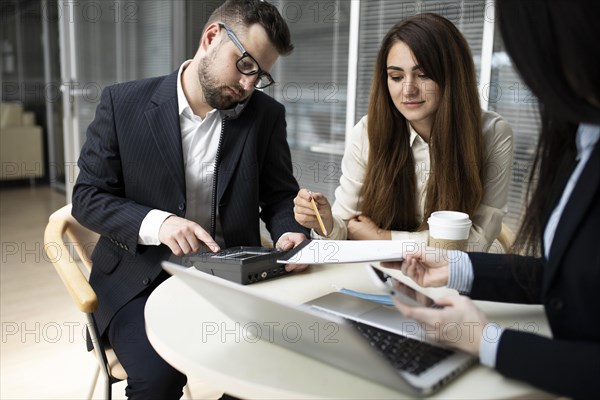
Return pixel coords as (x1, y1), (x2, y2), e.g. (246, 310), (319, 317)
(72, 84), (153, 255)
(495, 328), (600, 399)
(468, 252), (543, 304)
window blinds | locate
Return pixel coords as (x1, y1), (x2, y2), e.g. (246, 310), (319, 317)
(356, 0), (486, 121)
(272, 0), (350, 198)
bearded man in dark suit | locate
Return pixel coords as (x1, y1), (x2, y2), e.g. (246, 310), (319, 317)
(72, 1), (308, 398)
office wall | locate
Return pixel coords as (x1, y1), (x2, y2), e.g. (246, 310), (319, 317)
(2, 0), (538, 231)
(273, 0), (538, 231)
(1, 0), (52, 184)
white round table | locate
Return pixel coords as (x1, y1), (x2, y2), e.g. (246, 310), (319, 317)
(145, 263), (554, 399)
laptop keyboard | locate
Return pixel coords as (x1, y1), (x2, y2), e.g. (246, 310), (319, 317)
(350, 320), (454, 376)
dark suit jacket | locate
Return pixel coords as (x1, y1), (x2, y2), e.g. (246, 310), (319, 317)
(468, 141), (600, 399)
(72, 71), (309, 337)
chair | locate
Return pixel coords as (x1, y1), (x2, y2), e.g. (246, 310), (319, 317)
(44, 204), (124, 399)
(45, 204), (195, 399)
(498, 222), (516, 253)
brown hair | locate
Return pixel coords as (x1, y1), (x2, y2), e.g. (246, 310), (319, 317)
(205, 0), (294, 55)
(360, 13), (484, 232)
(497, 1), (600, 256)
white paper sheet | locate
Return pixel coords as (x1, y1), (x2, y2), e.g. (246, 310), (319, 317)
(277, 240), (417, 264)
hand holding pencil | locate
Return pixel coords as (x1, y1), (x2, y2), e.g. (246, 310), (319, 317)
(308, 190), (328, 236)
(293, 188), (333, 237)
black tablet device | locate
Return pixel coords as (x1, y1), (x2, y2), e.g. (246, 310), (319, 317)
(181, 246), (289, 285)
(367, 264), (437, 308)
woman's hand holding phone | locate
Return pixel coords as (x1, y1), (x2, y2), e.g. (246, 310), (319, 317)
(380, 246), (450, 288)
(368, 264), (488, 356)
(367, 264), (437, 308)
(391, 295), (489, 357)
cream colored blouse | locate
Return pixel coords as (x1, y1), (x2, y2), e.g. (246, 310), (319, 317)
(316, 110), (514, 252)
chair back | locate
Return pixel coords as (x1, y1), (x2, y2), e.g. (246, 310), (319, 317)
(44, 204), (128, 399)
(44, 203), (99, 313)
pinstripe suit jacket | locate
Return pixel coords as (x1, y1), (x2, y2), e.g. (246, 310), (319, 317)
(72, 70), (308, 336)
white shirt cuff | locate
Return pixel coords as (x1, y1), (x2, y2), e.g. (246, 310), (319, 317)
(479, 322), (503, 368)
(447, 250), (474, 294)
(138, 209), (174, 245)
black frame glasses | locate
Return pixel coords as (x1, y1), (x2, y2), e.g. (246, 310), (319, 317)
(218, 23), (275, 89)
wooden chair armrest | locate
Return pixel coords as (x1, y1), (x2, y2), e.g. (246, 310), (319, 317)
(44, 216), (98, 313)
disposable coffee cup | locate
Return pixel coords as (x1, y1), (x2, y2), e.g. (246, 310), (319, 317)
(427, 211), (472, 251)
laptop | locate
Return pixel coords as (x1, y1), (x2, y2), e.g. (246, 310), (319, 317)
(161, 261), (476, 396)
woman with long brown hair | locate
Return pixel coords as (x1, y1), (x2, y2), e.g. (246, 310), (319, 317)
(294, 13), (513, 252)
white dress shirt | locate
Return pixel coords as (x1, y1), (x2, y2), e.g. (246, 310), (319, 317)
(319, 110), (513, 252)
(138, 60), (223, 246)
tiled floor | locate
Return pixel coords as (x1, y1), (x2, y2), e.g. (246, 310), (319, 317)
(0, 185), (221, 399)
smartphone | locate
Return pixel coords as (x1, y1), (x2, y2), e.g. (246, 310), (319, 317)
(366, 264), (437, 308)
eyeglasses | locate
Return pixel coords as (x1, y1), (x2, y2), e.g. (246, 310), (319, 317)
(218, 23), (275, 89)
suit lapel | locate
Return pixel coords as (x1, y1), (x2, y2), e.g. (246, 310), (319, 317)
(145, 71), (185, 195)
(544, 141), (600, 291)
(216, 115), (252, 201)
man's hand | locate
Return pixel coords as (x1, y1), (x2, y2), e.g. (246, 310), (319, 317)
(276, 232), (309, 272)
(158, 215), (220, 256)
(347, 215), (391, 240)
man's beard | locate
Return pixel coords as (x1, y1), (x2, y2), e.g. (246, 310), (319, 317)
(198, 56), (248, 110)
